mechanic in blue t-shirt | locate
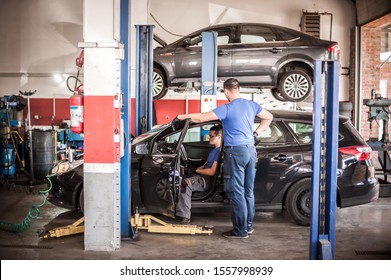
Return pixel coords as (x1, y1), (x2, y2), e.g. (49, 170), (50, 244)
(177, 78), (273, 239)
(175, 124), (223, 224)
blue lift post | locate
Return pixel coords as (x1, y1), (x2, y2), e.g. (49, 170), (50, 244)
(129, 25), (154, 238)
(120, 0), (133, 238)
(200, 31), (218, 138)
(135, 25), (154, 136)
(201, 31), (218, 97)
(310, 60), (340, 260)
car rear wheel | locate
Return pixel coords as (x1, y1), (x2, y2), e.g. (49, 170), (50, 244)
(285, 178), (311, 226)
(153, 67), (168, 100)
(279, 69), (312, 102)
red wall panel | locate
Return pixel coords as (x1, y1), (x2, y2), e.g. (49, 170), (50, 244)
(24, 97), (228, 135)
(25, 98), (70, 126)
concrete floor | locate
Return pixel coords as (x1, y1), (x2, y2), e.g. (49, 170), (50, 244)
(0, 184), (390, 260)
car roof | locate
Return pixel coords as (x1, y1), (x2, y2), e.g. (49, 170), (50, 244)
(160, 22), (336, 49)
(189, 22), (300, 33)
(269, 109), (312, 120)
(268, 109), (350, 123)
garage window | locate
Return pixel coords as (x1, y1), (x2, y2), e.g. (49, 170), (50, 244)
(381, 24), (391, 62)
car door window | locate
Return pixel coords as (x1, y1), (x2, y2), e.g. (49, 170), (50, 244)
(287, 122), (344, 144)
(287, 122), (313, 144)
(183, 124), (216, 142)
(165, 132), (180, 143)
(241, 34), (266, 44)
(254, 122), (286, 145)
(188, 28), (233, 47)
(240, 25), (278, 43)
(163, 124), (215, 144)
(274, 29), (299, 41)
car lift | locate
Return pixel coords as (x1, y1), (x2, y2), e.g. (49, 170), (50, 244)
(39, 214), (212, 238)
(310, 60), (340, 260)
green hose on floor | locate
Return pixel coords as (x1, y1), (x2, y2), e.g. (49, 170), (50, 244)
(0, 172), (56, 233)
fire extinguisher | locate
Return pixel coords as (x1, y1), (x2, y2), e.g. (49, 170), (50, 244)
(70, 93), (83, 134)
(69, 50), (84, 134)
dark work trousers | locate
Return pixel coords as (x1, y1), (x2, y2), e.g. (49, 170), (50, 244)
(176, 175), (206, 219)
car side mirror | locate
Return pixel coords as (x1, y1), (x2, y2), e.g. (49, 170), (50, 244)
(135, 143), (149, 155)
(182, 38), (191, 47)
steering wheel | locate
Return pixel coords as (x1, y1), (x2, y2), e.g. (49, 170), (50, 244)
(179, 144), (188, 164)
(173, 140), (188, 164)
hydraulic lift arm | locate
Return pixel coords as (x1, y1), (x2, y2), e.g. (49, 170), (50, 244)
(131, 213), (212, 235)
(39, 214), (212, 238)
(39, 217), (85, 239)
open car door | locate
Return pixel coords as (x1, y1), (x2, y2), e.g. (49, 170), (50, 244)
(137, 119), (191, 217)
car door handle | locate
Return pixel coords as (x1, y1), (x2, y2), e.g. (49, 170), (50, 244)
(273, 154), (293, 161)
(218, 50), (229, 56)
(269, 48), (282, 53)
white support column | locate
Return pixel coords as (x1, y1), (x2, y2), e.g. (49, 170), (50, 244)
(81, 0), (122, 251)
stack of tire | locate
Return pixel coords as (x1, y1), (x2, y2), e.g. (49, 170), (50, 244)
(339, 101), (353, 119)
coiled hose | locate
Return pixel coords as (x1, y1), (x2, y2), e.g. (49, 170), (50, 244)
(0, 169), (57, 233)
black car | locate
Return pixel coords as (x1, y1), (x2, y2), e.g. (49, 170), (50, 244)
(48, 110), (379, 226)
(153, 23), (340, 102)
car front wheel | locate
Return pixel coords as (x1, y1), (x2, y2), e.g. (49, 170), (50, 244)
(153, 68), (168, 100)
(285, 178), (311, 226)
(271, 88), (287, 102)
(78, 188), (84, 214)
(279, 69), (312, 102)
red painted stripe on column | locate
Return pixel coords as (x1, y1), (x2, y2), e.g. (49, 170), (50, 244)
(84, 95), (120, 163)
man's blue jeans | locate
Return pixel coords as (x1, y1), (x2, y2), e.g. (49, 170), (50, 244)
(223, 145), (257, 236)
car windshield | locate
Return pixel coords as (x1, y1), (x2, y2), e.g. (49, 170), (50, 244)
(132, 123), (170, 144)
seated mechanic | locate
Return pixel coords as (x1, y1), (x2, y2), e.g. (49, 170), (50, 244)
(175, 124), (223, 224)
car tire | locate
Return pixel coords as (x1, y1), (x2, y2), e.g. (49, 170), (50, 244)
(79, 188), (84, 214)
(271, 88), (287, 102)
(153, 67), (168, 100)
(285, 178), (311, 226)
(339, 101), (353, 119)
(279, 69), (312, 102)
(155, 177), (175, 202)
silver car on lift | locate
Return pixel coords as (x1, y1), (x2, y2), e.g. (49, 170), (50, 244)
(153, 22), (340, 102)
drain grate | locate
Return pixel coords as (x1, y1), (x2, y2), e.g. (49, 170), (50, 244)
(0, 244), (52, 250)
(355, 250), (391, 255)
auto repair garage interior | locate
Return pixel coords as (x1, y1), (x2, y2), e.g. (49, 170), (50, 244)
(0, 0), (391, 263)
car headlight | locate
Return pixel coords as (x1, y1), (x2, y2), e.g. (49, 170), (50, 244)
(51, 161), (71, 175)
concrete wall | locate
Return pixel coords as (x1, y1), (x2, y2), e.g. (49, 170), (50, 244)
(0, 0), (83, 98)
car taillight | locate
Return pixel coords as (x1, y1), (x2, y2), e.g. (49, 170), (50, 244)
(339, 146), (372, 161)
(327, 43), (340, 60)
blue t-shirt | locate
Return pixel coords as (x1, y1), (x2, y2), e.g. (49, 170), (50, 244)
(204, 147), (220, 169)
(213, 98), (262, 146)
